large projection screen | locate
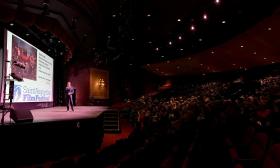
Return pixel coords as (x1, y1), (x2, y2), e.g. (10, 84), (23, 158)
(4, 30), (54, 103)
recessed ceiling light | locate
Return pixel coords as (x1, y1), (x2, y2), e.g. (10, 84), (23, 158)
(253, 51), (257, 55)
(215, 0), (220, 4)
(161, 55), (165, 58)
(203, 14), (208, 20)
(147, 14), (151, 17)
(222, 20), (226, 24)
(240, 45), (244, 48)
(26, 33), (30, 36)
(9, 23), (14, 26)
(271, 61), (275, 64)
(129, 63), (133, 66)
(198, 38), (203, 42)
(131, 38), (135, 41)
(112, 14), (116, 18)
(178, 36), (182, 40)
(155, 47), (159, 51)
(177, 18), (181, 22)
(168, 41), (172, 45)
(268, 27), (272, 31)
(180, 48), (184, 51)
(263, 57), (267, 60)
(202, 73), (206, 76)
(148, 41), (152, 44)
(211, 51), (215, 54)
(190, 25), (195, 31)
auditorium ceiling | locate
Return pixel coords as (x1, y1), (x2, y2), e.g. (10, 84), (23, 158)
(0, 0), (279, 75)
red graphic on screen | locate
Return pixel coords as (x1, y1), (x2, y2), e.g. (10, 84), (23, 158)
(12, 35), (37, 81)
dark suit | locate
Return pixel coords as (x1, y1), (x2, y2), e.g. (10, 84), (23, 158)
(66, 86), (74, 111)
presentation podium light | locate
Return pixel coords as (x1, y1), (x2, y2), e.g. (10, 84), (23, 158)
(10, 73), (23, 82)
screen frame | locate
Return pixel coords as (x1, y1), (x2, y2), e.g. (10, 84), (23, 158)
(3, 29), (54, 104)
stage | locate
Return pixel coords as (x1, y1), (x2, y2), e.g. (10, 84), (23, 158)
(0, 106), (107, 167)
(2, 106), (109, 124)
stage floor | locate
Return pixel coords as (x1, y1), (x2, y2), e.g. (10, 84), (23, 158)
(3, 106), (109, 124)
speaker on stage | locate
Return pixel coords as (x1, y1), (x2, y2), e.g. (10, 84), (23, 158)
(10, 109), (33, 123)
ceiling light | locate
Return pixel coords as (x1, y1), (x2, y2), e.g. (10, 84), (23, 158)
(148, 41), (152, 44)
(240, 45), (244, 48)
(131, 38), (135, 41)
(112, 14), (116, 18)
(268, 27), (272, 31)
(202, 73), (206, 76)
(263, 57), (267, 60)
(198, 38), (203, 42)
(232, 63), (236, 66)
(180, 48), (184, 51)
(129, 63), (133, 66)
(161, 55), (165, 58)
(190, 25), (195, 31)
(222, 20), (226, 24)
(271, 61), (275, 64)
(211, 51), (215, 54)
(147, 14), (151, 17)
(25, 33), (30, 36)
(203, 14), (208, 20)
(168, 41), (172, 45)
(215, 0), (220, 4)
(253, 51), (257, 55)
(178, 36), (182, 40)
(9, 23), (14, 26)
(177, 19), (181, 22)
(155, 47), (159, 51)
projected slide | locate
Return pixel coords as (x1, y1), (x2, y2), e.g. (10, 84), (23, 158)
(5, 30), (53, 102)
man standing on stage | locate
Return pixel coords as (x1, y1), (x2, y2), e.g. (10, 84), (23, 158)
(65, 81), (74, 112)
